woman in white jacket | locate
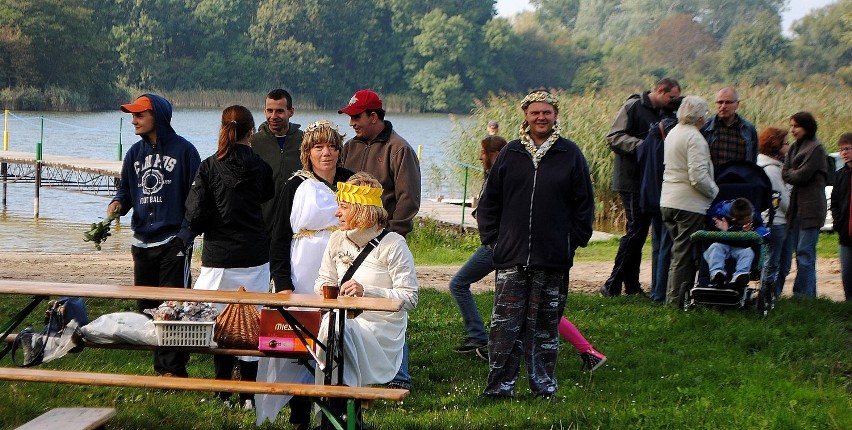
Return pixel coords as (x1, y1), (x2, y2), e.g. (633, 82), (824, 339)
(660, 95), (719, 307)
(314, 172), (418, 388)
(756, 127), (793, 299)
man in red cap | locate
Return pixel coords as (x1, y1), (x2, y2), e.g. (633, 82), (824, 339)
(338, 89), (421, 391)
(338, 90), (421, 237)
(108, 94), (201, 377)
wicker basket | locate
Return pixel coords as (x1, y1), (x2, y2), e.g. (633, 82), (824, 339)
(153, 320), (215, 347)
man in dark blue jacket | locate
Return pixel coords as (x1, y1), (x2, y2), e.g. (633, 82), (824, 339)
(108, 94), (201, 377)
(477, 90), (595, 399)
(701, 87), (758, 169)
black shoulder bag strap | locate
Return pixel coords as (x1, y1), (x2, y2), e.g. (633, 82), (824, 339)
(339, 229), (390, 284)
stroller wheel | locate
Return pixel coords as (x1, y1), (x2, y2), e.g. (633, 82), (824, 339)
(680, 282), (692, 311)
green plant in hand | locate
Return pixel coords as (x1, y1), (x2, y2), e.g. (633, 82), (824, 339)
(83, 210), (120, 250)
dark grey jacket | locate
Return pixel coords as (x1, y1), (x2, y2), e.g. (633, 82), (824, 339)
(783, 137), (827, 230)
(607, 91), (665, 193)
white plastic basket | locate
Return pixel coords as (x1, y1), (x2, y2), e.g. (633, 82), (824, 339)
(153, 321), (215, 347)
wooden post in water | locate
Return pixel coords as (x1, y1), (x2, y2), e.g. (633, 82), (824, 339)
(1, 162), (6, 206)
(36, 116), (43, 161)
(118, 117), (123, 160)
(3, 109), (8, 150)
(461, 166), (469, 227)
(34, 162), (41, 218)
(34, 116), (44, 217)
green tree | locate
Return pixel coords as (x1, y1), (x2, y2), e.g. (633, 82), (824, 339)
(644, 13), (718, 72)
(411, 10), (489, 111)
(789, 0), (852, 80)
(250, 0), (401, 105)
(0, 26), (37, 88)
(0, 0), (120, 105)
(531, 0), (580, 29)
(720, 11), (788, 82)
(482, 17), (522, 93)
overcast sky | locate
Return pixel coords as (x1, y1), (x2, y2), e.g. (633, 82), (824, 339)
(495, 0), (838, 34)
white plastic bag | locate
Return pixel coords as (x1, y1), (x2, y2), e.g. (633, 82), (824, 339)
(79, 312), (157, 345)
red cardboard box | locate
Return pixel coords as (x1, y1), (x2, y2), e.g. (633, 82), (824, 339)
(258, 308), (321, 353)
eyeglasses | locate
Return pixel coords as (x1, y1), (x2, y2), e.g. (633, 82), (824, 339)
(716, 100), (738, 105)
(840, 146), (852, 152)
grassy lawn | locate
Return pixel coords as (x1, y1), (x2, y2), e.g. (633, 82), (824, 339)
(0, 222), (848, 428)
(1, 290), (849, 429)
(408, 219), (843, 266)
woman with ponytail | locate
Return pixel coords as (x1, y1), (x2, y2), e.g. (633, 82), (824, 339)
(185, 105), (274, 409)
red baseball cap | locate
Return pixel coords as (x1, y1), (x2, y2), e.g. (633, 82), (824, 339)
(120, 96), (153, 113)
(338, 90), (383, 116)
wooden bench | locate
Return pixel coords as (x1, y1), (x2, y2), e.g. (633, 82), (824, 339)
(16, 407), (116, 430)
(0, 368), (408, 430)
(0, 367), (408, 400)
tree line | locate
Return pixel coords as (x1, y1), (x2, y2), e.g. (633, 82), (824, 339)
(1, 0), (850, 111)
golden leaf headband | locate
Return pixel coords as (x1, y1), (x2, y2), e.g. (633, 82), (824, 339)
(520, 90), (560, 111)
(305, 119), (340, 134)
(335, 182), (384, 208)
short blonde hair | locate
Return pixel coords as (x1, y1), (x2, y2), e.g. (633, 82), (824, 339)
(341, 172), (388, 229)
(676, 95), (709, 127)
(301, 120), (344, 171)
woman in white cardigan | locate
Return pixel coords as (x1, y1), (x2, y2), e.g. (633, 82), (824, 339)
(660, 95), (719, 307)
(314, 172), (418, 421)
(756, 127), (793, 298)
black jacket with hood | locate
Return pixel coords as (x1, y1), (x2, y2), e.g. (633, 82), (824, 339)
(831, 164), (851, 246)
(477, 136), (595, 270)
(185, 144), (274, 268)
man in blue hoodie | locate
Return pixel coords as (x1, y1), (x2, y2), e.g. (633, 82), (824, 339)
(107, 94), (201, 377)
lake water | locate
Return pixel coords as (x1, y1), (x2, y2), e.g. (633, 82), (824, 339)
(0, 109), (473, 253)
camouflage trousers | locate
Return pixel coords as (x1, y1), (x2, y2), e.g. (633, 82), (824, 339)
(483, 266), (568, 397)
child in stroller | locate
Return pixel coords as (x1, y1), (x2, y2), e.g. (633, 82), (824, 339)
(682, 161), (775, 314)
(704, 198), (770, 288)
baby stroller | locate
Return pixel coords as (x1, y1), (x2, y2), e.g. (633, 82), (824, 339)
(681, 161), (775, 316)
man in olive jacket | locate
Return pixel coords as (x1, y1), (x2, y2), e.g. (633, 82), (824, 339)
(251, 88), (304, 233)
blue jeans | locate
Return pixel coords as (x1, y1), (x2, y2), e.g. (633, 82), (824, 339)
(390, 340), (411, 387)
(787, 220), (820, 298)
(650, 214), (672, 303)
(449, 245), (492, 344)
(840, 244), (851, 301)
(762, 223), (794, 297)
(703, 243), (754, 279)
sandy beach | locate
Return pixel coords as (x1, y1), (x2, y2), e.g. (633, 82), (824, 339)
(0, 252), (844, 301)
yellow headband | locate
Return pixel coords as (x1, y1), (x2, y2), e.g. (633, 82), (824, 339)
(336, 182), (384, 208)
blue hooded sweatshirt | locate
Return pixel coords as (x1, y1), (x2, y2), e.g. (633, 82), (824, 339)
(112, 94), (201, 245)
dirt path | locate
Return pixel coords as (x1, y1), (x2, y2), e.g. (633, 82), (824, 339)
(0, 252), (844, 301)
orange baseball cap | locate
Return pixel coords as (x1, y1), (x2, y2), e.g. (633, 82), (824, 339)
(120, 96), (153, 113)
